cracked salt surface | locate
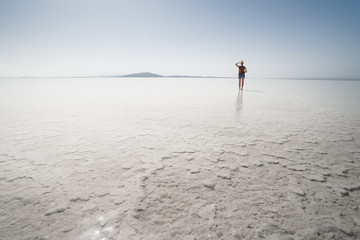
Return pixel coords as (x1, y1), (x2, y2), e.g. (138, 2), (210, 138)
(0, 77), (360, 239)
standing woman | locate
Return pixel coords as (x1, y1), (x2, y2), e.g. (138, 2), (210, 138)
(235, 61), (247, 90)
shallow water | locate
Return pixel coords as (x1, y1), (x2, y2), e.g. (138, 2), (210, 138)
(0, 78), (359, 239)
(1, 77), (359, 125)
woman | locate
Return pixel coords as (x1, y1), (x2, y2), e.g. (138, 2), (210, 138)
(235, 61), (247, 90)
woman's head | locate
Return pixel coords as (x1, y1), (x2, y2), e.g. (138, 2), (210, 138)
(240, 60), (244, 65)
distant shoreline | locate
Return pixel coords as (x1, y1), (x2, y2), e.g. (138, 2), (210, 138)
(0, 71), (359, 82)
(1, 77), (359, 81)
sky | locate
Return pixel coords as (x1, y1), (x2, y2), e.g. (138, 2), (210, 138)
(0, 0), (360, 78)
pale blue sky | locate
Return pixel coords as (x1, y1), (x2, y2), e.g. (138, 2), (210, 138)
(0, 0), (359, 78)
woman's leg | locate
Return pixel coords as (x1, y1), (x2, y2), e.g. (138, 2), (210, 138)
(241, 78), (245, 90)
(238, 78), (241, 90)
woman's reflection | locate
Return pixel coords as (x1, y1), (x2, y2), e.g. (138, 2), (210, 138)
(235, 90), (243, 115)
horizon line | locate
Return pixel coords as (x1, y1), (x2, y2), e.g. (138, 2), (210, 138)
(0, 73), (359, 81)
(1, 77), (360, 81)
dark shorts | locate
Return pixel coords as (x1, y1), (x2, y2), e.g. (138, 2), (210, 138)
(238, 73), (245, 78)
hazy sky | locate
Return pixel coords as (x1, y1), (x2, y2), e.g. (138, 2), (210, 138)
(0, 0), (360, 78)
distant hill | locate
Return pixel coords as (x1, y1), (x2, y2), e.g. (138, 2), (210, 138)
(119, 72), (164, 78)
(116, 72), (227, 78)
(9, 72), (231, 79)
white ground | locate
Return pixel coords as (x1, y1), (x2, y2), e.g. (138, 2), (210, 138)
(0, 78), (359, 239)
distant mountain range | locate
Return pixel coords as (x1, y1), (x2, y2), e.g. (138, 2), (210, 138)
(119, 72), (163, 78)
(7, 72), (232, 79)
(6, 73), (360, 80)
(110, 72), (225, 78)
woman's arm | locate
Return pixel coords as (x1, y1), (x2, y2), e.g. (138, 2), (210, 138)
(244, 67), (247, 73)
(235, 62), (240, 66)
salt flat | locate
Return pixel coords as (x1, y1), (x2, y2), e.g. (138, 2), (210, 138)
(0, 77), (359, 239)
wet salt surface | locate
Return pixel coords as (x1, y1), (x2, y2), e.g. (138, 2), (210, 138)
(0, 77), (360, 239)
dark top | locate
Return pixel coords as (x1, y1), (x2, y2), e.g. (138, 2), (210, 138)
(238, 66), (246, 74)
